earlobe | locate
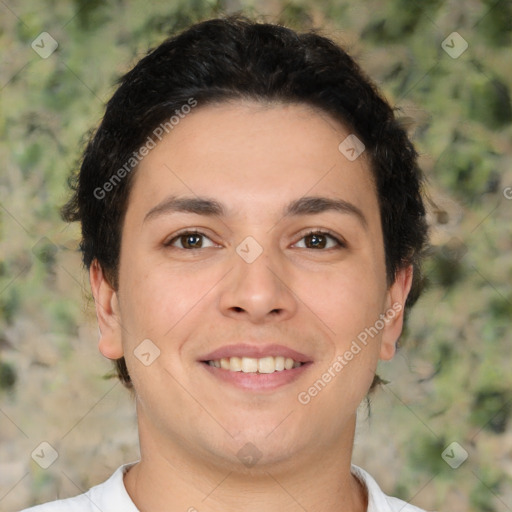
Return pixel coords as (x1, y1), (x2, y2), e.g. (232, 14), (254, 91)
(379, 265), (414, 361)
(89, 260), (124, 360)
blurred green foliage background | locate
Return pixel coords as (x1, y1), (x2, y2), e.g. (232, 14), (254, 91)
(0, 0), (511, 510)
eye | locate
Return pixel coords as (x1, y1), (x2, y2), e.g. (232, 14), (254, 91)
(164, 230), (216, 250)
(164, 229), (345, 251)
(294, 230), (345, 250)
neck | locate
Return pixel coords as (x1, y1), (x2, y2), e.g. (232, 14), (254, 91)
(124, 413), (367, 512)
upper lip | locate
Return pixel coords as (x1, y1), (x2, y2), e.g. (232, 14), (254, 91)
(200, 344), (312, 363)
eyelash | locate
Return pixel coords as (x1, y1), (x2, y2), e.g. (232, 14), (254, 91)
(164, 229), (346, 250)
(297, 229), (347, 249)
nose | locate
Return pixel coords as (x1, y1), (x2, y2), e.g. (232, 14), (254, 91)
(218, 243), (298, 324)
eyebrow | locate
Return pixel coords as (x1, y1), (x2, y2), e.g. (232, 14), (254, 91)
(143, 195), (367, 227)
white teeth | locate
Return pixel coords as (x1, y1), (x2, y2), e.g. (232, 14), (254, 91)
(258, 356), (275, 374)
(241, 357), (258, 373)
(206, 355), (304, 373)
(230, 356), (242, 371)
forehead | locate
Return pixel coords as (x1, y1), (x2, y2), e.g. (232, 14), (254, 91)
(126, 100), (379, 225)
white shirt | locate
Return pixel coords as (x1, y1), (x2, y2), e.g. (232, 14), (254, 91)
(20, 463), (430, 512)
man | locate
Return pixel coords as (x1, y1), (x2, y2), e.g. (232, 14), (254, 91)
(23, 14), (431, 512)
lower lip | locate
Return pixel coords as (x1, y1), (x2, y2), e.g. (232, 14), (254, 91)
(201, 362), (313, 391)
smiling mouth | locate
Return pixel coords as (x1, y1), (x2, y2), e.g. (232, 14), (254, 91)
(202, 356), (305, 374)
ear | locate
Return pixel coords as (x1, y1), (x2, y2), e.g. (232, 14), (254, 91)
(379, 265), (413, 361)
(89, 259), (124, 360)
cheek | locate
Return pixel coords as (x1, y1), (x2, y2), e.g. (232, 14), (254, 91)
(305, 264), (386, 336)
(119, 258), (219, 342)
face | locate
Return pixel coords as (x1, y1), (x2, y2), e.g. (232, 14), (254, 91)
(91, 100), (412, 471)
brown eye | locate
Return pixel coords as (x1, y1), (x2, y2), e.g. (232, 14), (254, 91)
(165, 231), (215, 249)
(295, 231), (345, 250)
(305, 233), (328, 249)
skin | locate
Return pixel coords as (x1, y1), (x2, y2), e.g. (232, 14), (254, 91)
(90, 100), (413, 512)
